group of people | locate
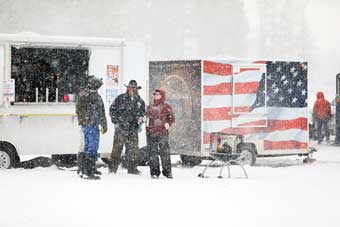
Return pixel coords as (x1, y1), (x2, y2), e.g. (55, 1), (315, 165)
(76, 76), (175, 180)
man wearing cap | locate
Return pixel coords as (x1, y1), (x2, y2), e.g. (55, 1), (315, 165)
(109, 80), (146, 174)
(76, 75), (107, 180)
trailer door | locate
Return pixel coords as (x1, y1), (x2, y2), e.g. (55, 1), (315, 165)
(231, 63), (267, 128)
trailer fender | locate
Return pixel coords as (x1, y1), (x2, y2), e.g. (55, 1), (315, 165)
(237, 143), (257, 154)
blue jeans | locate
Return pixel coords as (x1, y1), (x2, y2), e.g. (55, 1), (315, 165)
(81, 126), (100, 160)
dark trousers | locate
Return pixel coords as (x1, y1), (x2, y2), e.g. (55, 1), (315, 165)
(147, 133), (172, 177)
(111, 128), (139, 171)
(335, 120), (340, 144)
(316, 117), (330, 142)
(77, 152), (97, 177)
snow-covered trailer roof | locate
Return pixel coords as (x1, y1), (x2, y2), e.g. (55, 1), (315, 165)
(0, 32), (125, 47)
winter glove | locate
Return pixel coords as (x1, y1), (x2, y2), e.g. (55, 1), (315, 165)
(101, 125), (107, 134)
(165, 123), (170, 130)
(138, 116), (144, 125)
(138, 124), (143, 133)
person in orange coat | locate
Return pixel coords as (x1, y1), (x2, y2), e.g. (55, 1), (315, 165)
(313, 91), (331, 144)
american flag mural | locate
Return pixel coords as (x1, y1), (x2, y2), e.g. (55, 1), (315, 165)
(203, 60), (308, 153)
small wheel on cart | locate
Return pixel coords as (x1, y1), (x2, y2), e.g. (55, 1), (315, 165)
(218, 176), (223, 179)
(239, 148), (256, 166)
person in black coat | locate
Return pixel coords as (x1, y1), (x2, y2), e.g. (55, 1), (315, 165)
(76, 75), (107, 180)
(109, 80), (145, 174)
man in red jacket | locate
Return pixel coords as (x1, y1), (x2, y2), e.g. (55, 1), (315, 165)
(313, 91), (331, 144)
(146, 89), (175, 178)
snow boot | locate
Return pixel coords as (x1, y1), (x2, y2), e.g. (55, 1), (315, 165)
(163, 173), (173, 179)
(77, 152), (86, 177)
(128, 167), (141, 175)
(108, 164), (118, 174)
(94, 169), (102, 175)
(81, 154), (101, 180)
(162, 170), (173, 179)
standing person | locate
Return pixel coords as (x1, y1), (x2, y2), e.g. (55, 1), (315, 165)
(313, 91), (331, 144)
(146, 89), (175, 179)
(76, 75), (107, 180)
(109, 80), (145, 174)
(335, 96), (340, 145)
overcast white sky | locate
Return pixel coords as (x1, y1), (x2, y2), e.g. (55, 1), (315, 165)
(244, 0), (340, 103)
(305, 0), (340, 101)
(0, 0), (339, 103)
(305, 0), (340, 53)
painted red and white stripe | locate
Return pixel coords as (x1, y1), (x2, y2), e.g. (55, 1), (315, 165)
(202, 60), (308, 151)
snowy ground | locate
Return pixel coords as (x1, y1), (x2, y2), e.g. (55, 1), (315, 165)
(1, 141), (340, 227)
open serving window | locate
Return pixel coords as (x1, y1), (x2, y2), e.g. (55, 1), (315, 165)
(0, 33), (125, 107)
(11, 46), (90, 103)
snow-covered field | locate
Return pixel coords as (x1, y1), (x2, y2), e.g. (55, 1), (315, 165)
(1, 141), (339, 227)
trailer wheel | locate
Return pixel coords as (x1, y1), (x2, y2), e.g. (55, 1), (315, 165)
(239, 149), (256, 166)
(0, 142), (20, 169)
(180, 155), (202, 167)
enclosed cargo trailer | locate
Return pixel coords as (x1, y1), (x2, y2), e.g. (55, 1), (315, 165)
(149, 59), (309, 165)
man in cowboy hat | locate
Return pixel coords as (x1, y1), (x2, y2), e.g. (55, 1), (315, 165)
(109, 80), (145, 174)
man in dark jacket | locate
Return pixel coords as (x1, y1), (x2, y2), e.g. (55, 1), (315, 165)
(109, 80), (145, 174)
(146, 89), (175, 179)
(313, 91), (331, 144)
(76, 75), (107, 179)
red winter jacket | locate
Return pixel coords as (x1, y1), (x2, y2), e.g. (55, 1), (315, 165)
(146, 90), (175, 136)
(313, 92), (331, 119)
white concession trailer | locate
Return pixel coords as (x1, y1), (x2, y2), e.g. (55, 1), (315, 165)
(0, 33), (147, 168)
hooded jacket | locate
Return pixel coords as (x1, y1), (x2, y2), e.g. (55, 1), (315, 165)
(313, 92), (331, 119)
(146, 89), (175, 136)
(76, 78), (107, 128)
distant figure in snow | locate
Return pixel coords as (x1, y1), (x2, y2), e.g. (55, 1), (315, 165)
(146, 89), (175, 179)
(109, 80), (146, 174)
(76, 75), (107, 180)
(313, 91), (331, 144)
